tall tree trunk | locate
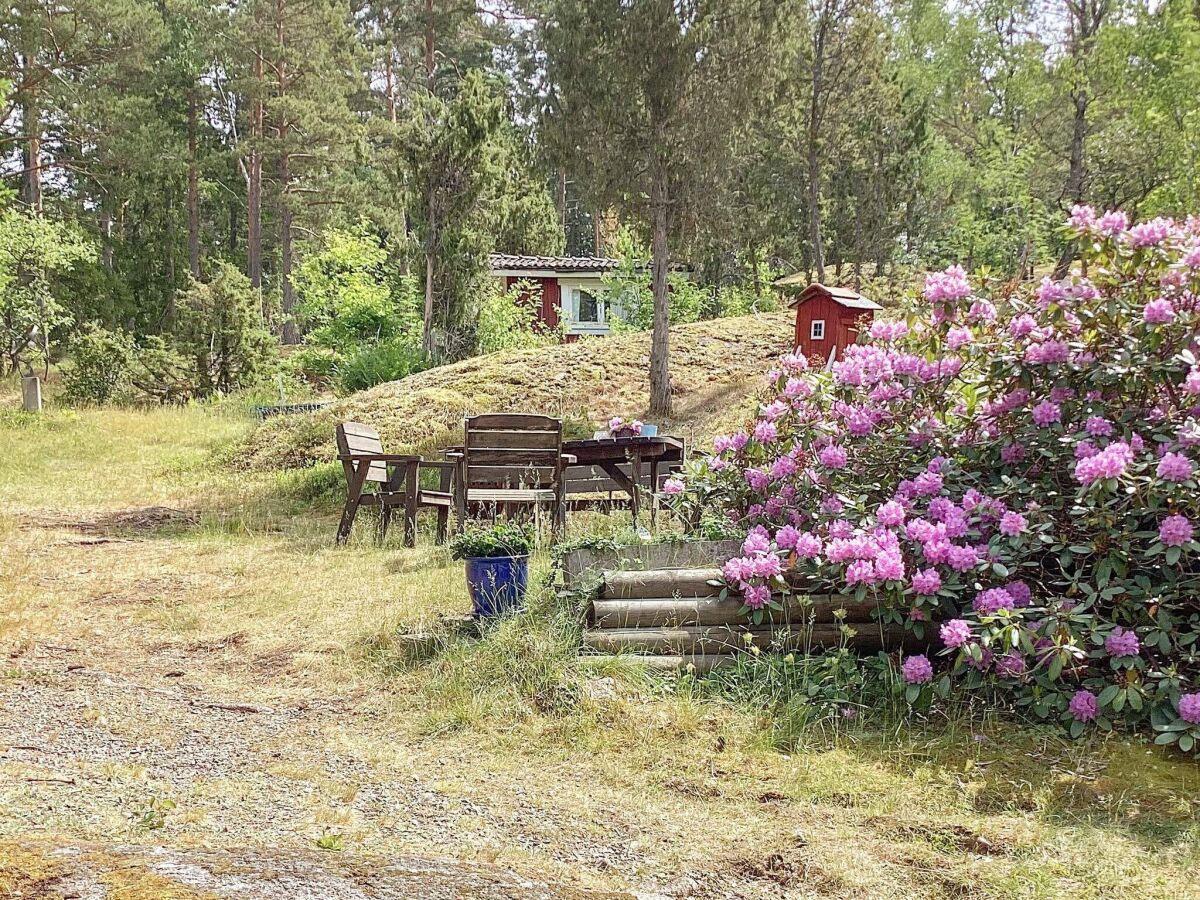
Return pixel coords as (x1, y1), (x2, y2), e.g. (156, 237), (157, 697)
(385, 48), (397, 123)
(187, 87), (201, 279)
(100, 205), (114, 272)
(805, 119), (823, 282)
(648, 163), (672, 419)
(424, 0), (435, 91)
(556, 167), (567, 231)
(20, 91), (42, 214)
(277, 8), (298, 345)
(807, 24), (826, 282)
(247, 50), (264, 289)
(423, 246), (435, 356)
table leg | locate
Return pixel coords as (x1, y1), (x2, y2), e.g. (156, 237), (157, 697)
(404, 461), (418, 548)
(649, 458), (660, 529)
(629, 449), (642, 524)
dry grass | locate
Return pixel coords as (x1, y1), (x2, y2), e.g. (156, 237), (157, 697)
(237, 311), (794, 470)
(1, 389), (1198, 897)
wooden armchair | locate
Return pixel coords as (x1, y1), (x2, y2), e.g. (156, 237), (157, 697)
(334, 421), (453, 546)
(450, 413), (576, 535)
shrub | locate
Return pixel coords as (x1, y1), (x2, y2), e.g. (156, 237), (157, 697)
(173, 262), (275, 397)
(62, 324), (136, 404)
(476, 279), (561, 354)
(672, 208), (1200, 748)
(333, 338), (428, 395)
(0, 209), (94, 376)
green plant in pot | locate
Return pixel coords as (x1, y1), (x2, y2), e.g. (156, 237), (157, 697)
(450, 522), (535, 618)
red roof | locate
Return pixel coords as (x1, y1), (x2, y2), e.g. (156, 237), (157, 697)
(785, 282), (882, 311)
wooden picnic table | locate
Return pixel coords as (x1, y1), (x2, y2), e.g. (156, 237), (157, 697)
(562, 435), (685, 523)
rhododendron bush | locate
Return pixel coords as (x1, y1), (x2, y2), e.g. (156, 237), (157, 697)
(673, 210), (1200, 749)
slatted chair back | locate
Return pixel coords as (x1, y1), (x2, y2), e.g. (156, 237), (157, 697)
(463, 414), (564, 491)
(335, 421), (389, 483)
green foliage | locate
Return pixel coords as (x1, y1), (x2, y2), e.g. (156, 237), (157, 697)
(294, 225), (421, 350)
(333, 339), (428, 395)
(476, 279), (561, 354)
(449, 522), (535, 560)
(602, 228), (706, 330)
(172, 262), (274, 397)
(61, 323), (136, 405)
(0, 209), (95, 375)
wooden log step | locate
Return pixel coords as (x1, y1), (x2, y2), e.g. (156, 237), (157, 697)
(591, 596), (878, 628)
(579, 653), (734, 673)
(602, 567), (724, 599)
(583, 624), (907, 656)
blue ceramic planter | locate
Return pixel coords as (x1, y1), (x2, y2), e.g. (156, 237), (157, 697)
(464, 554), (529, 618)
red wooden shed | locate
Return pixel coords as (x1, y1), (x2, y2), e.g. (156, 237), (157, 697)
(779, 280), (882, 366)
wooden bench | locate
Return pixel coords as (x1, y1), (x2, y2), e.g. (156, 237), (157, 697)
(335, 421), (453, 546)
(450, 414), (576, 535)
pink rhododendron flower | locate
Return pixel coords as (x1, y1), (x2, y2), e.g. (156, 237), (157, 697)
(1126, 216), (1173, 248)
(744, 468), (769, 493)
(1096, 209), (1129, 237)
(923, 265), (971, 303)
(1001, 443), (1026, 465)
(1143, 298), (1176, 324)
(869, 321), (909, 342)
(947, 326), (973, 350)
(1179, 693), (1200, 724)
(1068, 204), (1096, 230)
(1032, 401), (1061, 427)
(743, 584), (771, 609)
(1069, 690), (1099, 722)
(911, 568), (941, 595)
(968, 299), (997, 322)
(995, 652), (1026, 678)
(1036, 278), (1068, 307)
(775, 525), (799, 550)
(1008, 314), (1037, 338)
(770, 455), (798, 480)
(743, 526), (770, 555)
(1157, 452), (1192, 482)
(845, 559), (877, 585)
(783, 377), (812, 399)
(1105, 627), (1140, 658)
(1074, 441), (1133, 484)
(1005, 581), (1032, 607)
(973, 587), (1013, 615)
(940, 619), (971, 648)
(901, 654), (933, 684)
(874, 550), (906, 582)
(876, 500), (906, 527)
(794, 532), (822, 558)
(754, 420), (778, 444)
(818, 445), (848, 469)
(1159, 514), (1193, 547)
(751, 554), (782, 579)
(999, 511), (1027, 536)
(662, 477), (684, 494)
(947, 545), (979, 572)
(1085, 416), (1113, 437)
(1024, 340), (1071, 365)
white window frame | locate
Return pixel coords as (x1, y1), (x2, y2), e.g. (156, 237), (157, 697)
(811, 319), (826, 341)
(563, 283), (610, 335)
(575, 288), (604, 325)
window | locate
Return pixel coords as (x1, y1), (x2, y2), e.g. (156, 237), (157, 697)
(811, 319), (826, 340)
(577, 290), (600, 323)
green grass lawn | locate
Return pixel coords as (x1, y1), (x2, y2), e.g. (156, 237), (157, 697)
(0, 392), (1197, 898)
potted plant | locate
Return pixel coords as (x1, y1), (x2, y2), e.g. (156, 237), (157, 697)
(449, 522), (536, 618)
